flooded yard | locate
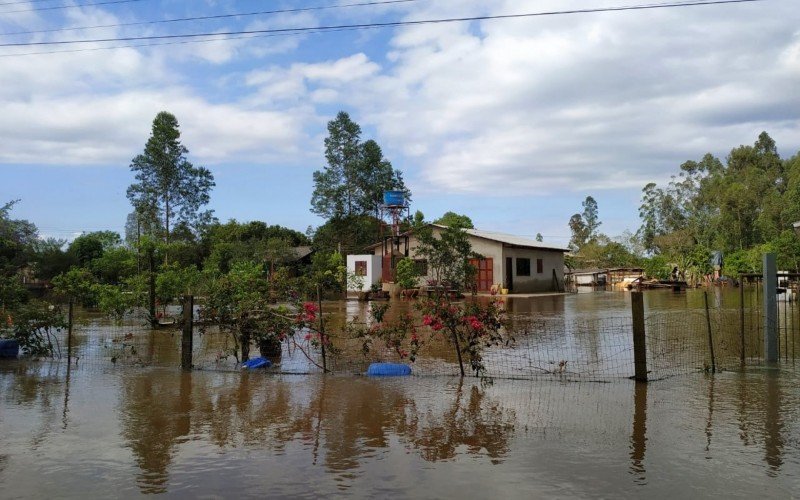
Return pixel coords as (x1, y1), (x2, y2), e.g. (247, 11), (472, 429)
(1, 289), (799, 497)
(1, 362), (799, 497)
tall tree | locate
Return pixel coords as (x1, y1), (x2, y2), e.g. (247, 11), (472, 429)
(310, 111), (409, 221)
(126, 112), (215, 251)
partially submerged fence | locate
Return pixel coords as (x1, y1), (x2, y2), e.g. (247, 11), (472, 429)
(27, 288), (796, 383)
(14, 251), (800, 382)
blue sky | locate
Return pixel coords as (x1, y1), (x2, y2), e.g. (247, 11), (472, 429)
(1, 0), (799, 246)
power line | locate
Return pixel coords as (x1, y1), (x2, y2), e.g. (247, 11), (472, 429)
(0, 26), (375, 58)
(0, 0), (145, 15)
(0, 0), (767, 52)
(0, 0), (421, 37)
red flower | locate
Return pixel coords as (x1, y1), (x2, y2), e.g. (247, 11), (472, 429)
(422, 315), (433, 326)
(304, 333), (312, 340)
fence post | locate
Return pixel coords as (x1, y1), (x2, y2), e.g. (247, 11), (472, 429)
(67, 299), (74, 363)
(631, 291), (647, 382)
(317, 285), (327, 373)
(704, 291), (716, 373)
(181, 295), (193, 370)
(739, 275), (745, 364)
(763, 253), (778, 363)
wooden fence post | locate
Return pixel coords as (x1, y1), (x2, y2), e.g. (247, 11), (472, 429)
(67, 299), (74, 363)
(739, 276), (745, 364)
(704, 291), (716, 373)
(181, 295), (193, 370)
(631, 291), (647, 382)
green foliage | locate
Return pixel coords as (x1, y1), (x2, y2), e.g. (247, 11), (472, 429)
(93, 284), (136, 322)
(4, 301), (67, 357)
(0, 274), (28, 312)
(0, 200), (37, 276)
(412, 219), (477, 293)
(310, 111), (409, 220)
(311, 214), (383, 255)
(127, 111), (215, 246)
(155, 263), (202, 309)
(569, 196), (601, 250)
(307, 251), (346, 294)
(32, 238), (74, 280)
(434, 212), (474, 229)
(52, 267), (97, 305)
(91, 246), (137, 284)
(395, 258), (418, 290)
(642, 255), (671, 280)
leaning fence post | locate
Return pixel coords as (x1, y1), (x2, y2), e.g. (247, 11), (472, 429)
(631, 291), (647, 382)
(704, 291), (716, 373)
(181, 295), (193, 370)
(763, 253), (778, 363)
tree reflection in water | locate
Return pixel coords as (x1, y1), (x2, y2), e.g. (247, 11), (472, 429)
(117, 372), (515, 493)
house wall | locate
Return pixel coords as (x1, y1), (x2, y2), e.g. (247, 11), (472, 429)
(371, 229), (504, 288)
(369, 228), (565, 292)
(346, 254), (382, 292)
(501, 246), (565, 293)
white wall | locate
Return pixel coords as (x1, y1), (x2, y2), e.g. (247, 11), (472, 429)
(346, 254), (383, 292)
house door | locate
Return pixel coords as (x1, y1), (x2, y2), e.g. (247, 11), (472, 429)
(469, 258), (493, 292)
(505, 257), (513, 292)
(382, 255), (394, 283)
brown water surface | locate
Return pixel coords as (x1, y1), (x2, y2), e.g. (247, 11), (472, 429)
(2, 289), (799, 497)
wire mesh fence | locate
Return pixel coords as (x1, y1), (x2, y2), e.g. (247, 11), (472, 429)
(12, 289), (800, 381)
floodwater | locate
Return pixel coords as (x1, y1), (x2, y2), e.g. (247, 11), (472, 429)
(2, 289), (800, 497)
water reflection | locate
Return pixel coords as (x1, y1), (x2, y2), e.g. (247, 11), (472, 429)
(2, 362), (800, 496)
(764, 370), (785, 475)
(116, 372), (515, 493)
(629, 382), (647, 483)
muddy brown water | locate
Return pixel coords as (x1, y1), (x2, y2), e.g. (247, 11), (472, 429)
(1, 289), (799, 497)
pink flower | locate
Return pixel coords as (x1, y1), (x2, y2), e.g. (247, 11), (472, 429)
(304, 333), (312, 340)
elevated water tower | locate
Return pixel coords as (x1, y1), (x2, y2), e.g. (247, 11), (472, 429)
(379, 190), (410, 281)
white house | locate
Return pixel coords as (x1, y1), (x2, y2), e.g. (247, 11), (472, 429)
(346, 254), (383, 292)
(347, 224), (569, 293)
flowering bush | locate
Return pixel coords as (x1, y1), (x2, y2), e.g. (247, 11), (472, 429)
(352, 297), (510, 377)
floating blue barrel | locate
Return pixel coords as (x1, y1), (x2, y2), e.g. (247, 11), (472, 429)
(242, 357), (272, 369)
(383, 190), (406, 207)
(0, 339), (19, 359)
(367, 362), (412, 376)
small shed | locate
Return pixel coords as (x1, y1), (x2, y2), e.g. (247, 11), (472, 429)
(346, 254), (383, 292)
(570, 268), (607, 287)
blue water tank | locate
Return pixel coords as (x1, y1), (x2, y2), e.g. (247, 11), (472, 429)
(367, 362), (412, 376)
(383, 190), (406, 207)
(0, 339), (19, 359)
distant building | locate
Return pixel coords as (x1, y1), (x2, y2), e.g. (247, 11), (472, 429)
(348, 224), (569, 293)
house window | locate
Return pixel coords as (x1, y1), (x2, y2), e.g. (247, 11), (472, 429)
(414, 259), (428, 276)
(516, 258), (531, 276)
(355, 261), (367, 276)
(537, 258), (543, 274)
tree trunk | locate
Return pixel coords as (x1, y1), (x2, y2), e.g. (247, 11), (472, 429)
(450, 327), (465, 377)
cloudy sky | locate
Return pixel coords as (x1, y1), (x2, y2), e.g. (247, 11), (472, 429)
(1, 0), (798, 245)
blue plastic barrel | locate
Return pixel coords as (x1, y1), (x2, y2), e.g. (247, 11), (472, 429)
(0, 339), (19, 359)
(383, 190), (405, 207)
(367, 362), (412, 376)
(241, 357), (272, 369)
